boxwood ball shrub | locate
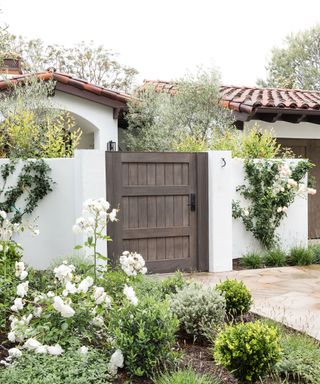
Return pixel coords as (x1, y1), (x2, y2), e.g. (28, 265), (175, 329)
(214, 321), (282, 383)
(170, 284), (226, 340)
(288, 246), (315, 266)
(110, 296), (179, 378)
(215, 279), (252, 317)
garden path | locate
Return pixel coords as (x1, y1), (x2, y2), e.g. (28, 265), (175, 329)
(190, 266), (320, 340)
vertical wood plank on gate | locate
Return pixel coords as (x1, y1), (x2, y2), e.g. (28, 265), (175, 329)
(147, 163), (156, 185)
(173, 163), (182, 185)
(128, 163), (138, 185)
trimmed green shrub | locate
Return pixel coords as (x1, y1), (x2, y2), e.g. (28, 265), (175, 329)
(160, 271), (188, 297)
(0, 349), (112, 384)
(215, 279), (252, 317)
(170, 284), (226, 340)
(241, 252), (264, 269)
(155, 368), (220, 384)
(263, 248), (287, 267)
(309, 243), (320, 264)
(110, 296), (179, 378)
(214, 321), (282, 383)
(288, 246), (315, 266)
(275, 333), (320, 383)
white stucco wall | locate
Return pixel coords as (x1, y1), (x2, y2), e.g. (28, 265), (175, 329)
(231, 158), (308, 259)
(245, 120), (320, 139)
(208, 152), (308, 272)
(2, 150), (106, 269)
(54, 91), (118, 150)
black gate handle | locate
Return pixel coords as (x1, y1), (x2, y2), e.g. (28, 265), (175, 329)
(188, 193), (196, 211)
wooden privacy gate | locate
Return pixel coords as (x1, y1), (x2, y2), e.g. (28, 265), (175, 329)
(106, 152), (208, 273)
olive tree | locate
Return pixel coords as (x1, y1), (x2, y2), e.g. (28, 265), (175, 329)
(123, 67), (234, 151)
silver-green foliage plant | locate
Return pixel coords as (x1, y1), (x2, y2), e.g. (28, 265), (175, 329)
(123, 67), (234, 151)
(0, 349), (113, 384)
(170, 284), (226, 340)
(232, 159), (314, 249)
(156, 368), (220, 384)
(275, 333), (320, 383)
(214, 321), (282, 383)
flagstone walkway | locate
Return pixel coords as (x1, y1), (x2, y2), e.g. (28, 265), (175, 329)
(190, 265), (320, 340)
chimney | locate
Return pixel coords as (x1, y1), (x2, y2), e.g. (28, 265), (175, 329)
(0, 57), (22, 77)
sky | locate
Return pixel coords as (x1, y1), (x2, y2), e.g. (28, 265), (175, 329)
(1, 0), (320, 87)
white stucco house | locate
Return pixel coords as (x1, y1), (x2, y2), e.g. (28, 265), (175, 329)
(0, 69), (129, 151)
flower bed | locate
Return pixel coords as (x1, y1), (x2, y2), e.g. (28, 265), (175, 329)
(0, 198), (320, 383)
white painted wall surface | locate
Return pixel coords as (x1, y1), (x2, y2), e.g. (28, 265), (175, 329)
(208, 152), (308, 271)
(54, 91), (118, 150)
(1, 150), (106, 269)
(231, 158), (308, 259)
(208, 151), (233, 272)
(245, 120), (320, 139)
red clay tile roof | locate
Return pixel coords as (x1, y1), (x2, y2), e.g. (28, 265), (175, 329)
(0, 71), (130, 107)
(221, 85), (320, 113)
(141, 80), (320, 114)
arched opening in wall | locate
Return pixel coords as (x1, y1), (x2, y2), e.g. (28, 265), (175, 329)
(63, 111), (99, 150)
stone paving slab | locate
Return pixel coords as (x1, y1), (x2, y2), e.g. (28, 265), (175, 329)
(189, 265), (320, 340)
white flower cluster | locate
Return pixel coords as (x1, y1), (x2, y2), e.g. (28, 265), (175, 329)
(72, 198), (118, 236)
(119, 251), (147, 277)
(0, 211), (39, 241)
(108, 349), (124, 376)
(15, 262), (28, 281)
(6, 261), (115, 362)
(123, 284), (138, 306)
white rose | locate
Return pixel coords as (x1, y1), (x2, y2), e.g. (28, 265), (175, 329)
(47, 344), (64, 355)
(35, 345), (48, 354)
(8, 348), (22, 358)
(79, 346), (88, 355)
(24, 338), (42, 351)
(8, 331), (16, 342)
(17, 282), (29, 298)
(123, 285), (138, 306)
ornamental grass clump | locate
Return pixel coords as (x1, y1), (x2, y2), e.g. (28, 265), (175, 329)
(170, 284), (226, 340)
(241, 252), (264, 269)
(214, 321), (282, 383)
(215, 279), (252, 318)
(263, 248), (287, 267)
(288, 246), (315, 266)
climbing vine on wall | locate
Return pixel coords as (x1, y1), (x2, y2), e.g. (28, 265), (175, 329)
(0, 159), (54, 223)
(232, 159), (315, 249)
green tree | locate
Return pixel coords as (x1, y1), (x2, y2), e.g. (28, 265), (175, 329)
(123, 67), (234, 151)
(258, 24), (320, 90)
(0, 77), (81, 158)
(11, 37), (138, 92)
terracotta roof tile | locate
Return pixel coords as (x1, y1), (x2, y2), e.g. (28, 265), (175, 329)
(0, 71), (130, 105)
(141, 80), (320, 114)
